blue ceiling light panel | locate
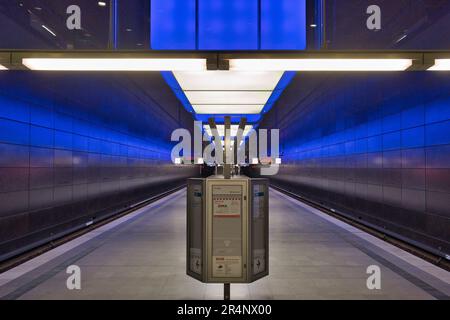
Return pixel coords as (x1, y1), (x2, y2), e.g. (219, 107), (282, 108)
(261, 0), (307, 50)
(151, 0), (196, 50)
(150, 0), (306, 50)
(198, 0), (259, 50)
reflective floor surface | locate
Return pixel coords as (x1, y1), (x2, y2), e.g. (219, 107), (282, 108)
(0, 189), (449, 300)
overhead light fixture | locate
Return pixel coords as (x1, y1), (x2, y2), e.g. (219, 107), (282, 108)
(173, 71), (283, 91)
(185, 91), (272, 105)
(204, 125), (253, 137)
(98, 1), (107, 7)
(193, 104), (263, 114)
(428, 59), (450, 71)
(22, 58), (207, 71)
(229, 59), (413, 71)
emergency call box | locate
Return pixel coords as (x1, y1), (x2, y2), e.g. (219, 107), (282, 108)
(187, 176), (269, 283)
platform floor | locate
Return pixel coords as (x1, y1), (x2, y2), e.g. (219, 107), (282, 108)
(0, 189), (449, 300)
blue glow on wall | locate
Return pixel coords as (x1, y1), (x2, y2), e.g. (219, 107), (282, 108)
(161, 72), (195, 115)
(261, 0), (307, 50)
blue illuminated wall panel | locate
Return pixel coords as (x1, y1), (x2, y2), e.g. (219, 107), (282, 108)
(261, 0), (307, 50)
(150, 0), (307, 50)
(250, 72), (450, 258)
(151, 0), (196, 50)
(198, 0), (259, 50)
(0, 72), (198, 262)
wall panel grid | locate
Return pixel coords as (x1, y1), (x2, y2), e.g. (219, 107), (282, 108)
(256, 73), (450, 257)
(0, 73), (197, 261)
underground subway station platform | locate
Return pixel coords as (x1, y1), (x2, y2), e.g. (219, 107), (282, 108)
(0, 0), (449, 317)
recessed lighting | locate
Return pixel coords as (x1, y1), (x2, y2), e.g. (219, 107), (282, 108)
(98, 1), (107, 7)
(126, 28), (133, 32)
(34, 6), (42, 10)
(310, 24), (317, 28)
(22, 58), (208, 71)
(396, 34), (408, 43)
(41, 25), (56, 37)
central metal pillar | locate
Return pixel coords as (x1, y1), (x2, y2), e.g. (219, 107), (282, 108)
(223, 116), (232, 179)
(224, 283), (230, 300)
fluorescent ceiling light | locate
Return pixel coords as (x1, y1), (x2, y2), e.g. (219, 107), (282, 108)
(0, 64), (7, 70)
(204, 125), (253, 137)
(428, 59), (450, 71)
(185, 91), (272, 105)
(98, 1), (107, 6)
(22, 58), (207, 71)
(229, 59), (413, 71)
(193, 104), (263, 114)
(173, 71), (283, 91)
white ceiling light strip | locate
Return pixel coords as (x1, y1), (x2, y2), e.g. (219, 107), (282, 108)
(229, 59), (413, 72)
(193, 104), (264, 114)
(22, 58), (207, 71)
(173, 70), (283, 115)
(428, 59), (450, 71)
(204, 125), (253, 137)
(173, 71), (283, 91)
(184, 91), (272, 105)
